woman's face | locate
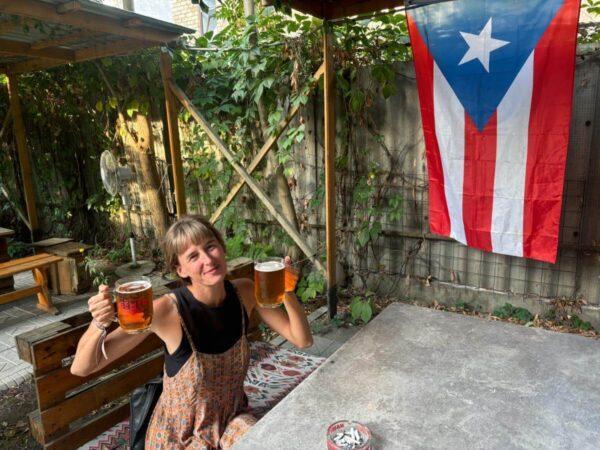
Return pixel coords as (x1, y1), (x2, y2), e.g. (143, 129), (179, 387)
(176, 237), (227, 286)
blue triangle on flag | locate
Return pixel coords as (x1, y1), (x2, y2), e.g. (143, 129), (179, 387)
(411, 0), (564, 130)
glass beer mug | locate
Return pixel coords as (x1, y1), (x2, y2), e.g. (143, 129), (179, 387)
(114, 275), (153, 333)
(254, 257), (299, 308)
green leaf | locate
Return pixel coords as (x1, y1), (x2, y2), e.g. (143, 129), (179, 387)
(360, 303), (373, 323)
(370, 221), (382, 241)
(382, 83), (397, 99)
(357, 226), (370, 247)
(350, 90), (365, 113)
(95, 101), (103, 112)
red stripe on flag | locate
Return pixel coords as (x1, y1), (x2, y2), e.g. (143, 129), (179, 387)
(407, 15), (451, 236)
(524, 0), (580, 263)
(463, 112), (497, 252)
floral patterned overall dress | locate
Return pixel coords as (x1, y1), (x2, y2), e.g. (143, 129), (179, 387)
(145, 290), (257, 449)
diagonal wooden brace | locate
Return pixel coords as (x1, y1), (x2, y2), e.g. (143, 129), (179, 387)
(210, 63), (325, 224)
(168, 80), (325, 274)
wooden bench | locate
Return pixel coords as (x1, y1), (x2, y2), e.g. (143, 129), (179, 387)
(15, 258), (261, 450)
(0, 253), (63, 314)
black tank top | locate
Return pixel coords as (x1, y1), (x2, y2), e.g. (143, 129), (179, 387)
(164, 280), (248, 377)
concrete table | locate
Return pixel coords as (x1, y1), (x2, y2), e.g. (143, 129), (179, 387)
(234, 303), (600, 449)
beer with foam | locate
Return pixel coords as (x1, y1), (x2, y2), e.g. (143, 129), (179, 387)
(115, 276), (153, 333)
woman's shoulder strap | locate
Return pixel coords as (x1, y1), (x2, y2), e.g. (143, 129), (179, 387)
(167, 289), (197, 353)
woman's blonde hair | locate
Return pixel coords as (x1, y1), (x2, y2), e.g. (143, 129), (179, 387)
(162, 215), (226, 275)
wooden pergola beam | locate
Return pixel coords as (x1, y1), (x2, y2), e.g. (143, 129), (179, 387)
(159, 50), (186, 217)
(56, 1), (82, 14)
(30, 30), (95, 50)
(1, 58), (67, 75)
(7, 74), (39, 238)
(1, 39), (153, 74)
(323, 22), (337, 318)
(168, 79), (326, 274)
(0, 0), (179, 43)
(73, 39), (151, 62)
(0, 38), (74, 61)
(210, 62), (325, 224)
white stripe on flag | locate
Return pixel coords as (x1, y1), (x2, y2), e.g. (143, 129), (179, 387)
(492, 52), (534, 257)
(433, 63), (466, 244)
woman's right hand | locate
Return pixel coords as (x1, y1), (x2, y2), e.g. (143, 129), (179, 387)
(88, 285), (116, 328)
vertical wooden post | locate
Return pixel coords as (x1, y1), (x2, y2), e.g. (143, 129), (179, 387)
(7, 73), (39, 241)
(323, 22), (337, 319)
(159, 49), (186, 217)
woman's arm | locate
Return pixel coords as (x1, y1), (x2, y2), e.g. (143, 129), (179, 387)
(70, 288), (176, 377)
(234, 278), (313, 349)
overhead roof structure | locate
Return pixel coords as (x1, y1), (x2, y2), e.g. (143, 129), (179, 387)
(272, 0), (405, 20)
(1, 0), (191, 247)
(0, 0), (192, 74)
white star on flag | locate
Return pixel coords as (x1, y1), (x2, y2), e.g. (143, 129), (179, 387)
(459, 18), (509, 72)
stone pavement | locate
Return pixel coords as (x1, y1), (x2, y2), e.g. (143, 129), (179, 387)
(0, 272), (90, 390)
(273, 306), (363, 358)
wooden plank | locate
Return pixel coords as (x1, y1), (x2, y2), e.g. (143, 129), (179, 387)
(323, 22), (337, 318)
(0, 285), (40, 305)
(32, 267), (59, 315)
(30, 322), (92, 375)
(0, 227), (15, 238)
(168, 80), (325, 273)
(73, 38), (151, 62)
(56, 1), (81, 14)
(0, 254), (63, 277)
(124, 18), (143, 27)
(274, 0), (403, 20)
(35, 334), (162, 410)
(227, 257), (254, 280)
(210, 63), (326, 224)
(1, 57), (65, 75)
(0, 253), (58, 269)
(29, 402), (129, 449)
(159, 49), (186, 217)
(16, 320), (72, 364)
(0, 0), (182, 43)
(45, 403), (129, 450)
(28, 411), (46, 445)
(40, 353), (163, 435)
(0, 38), (74, 61)
(7, 73), (39, 237)
(32, 238), (73, 248)
(30, 30), (93, 50)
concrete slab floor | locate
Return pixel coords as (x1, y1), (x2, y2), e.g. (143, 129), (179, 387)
(234, 303), (600, 450)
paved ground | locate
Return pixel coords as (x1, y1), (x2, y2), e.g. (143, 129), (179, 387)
(0, 278), (356, 392)
(0, 272), (91, 390)
(234, 303), (600, 450)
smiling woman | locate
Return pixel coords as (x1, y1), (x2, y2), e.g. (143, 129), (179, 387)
(70, 214), (313, 449)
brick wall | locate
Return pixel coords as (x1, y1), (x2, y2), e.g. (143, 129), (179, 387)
(171, 0), (199, 31)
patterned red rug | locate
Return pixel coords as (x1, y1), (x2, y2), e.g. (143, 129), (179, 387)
(82, 341), (325, 449)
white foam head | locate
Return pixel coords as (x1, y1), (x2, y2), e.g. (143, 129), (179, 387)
(255, 260), (284, 272)
(117, 280), (151, 294)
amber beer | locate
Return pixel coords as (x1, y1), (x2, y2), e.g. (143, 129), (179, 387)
(115, 276), (153, 333)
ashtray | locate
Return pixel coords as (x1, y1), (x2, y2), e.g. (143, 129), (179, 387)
(326, 420), (372, 450)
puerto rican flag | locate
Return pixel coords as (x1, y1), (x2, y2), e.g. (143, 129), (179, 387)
(407, 0), (581, 263)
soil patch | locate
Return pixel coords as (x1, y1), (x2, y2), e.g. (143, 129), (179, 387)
(0, 379), (40, 449)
